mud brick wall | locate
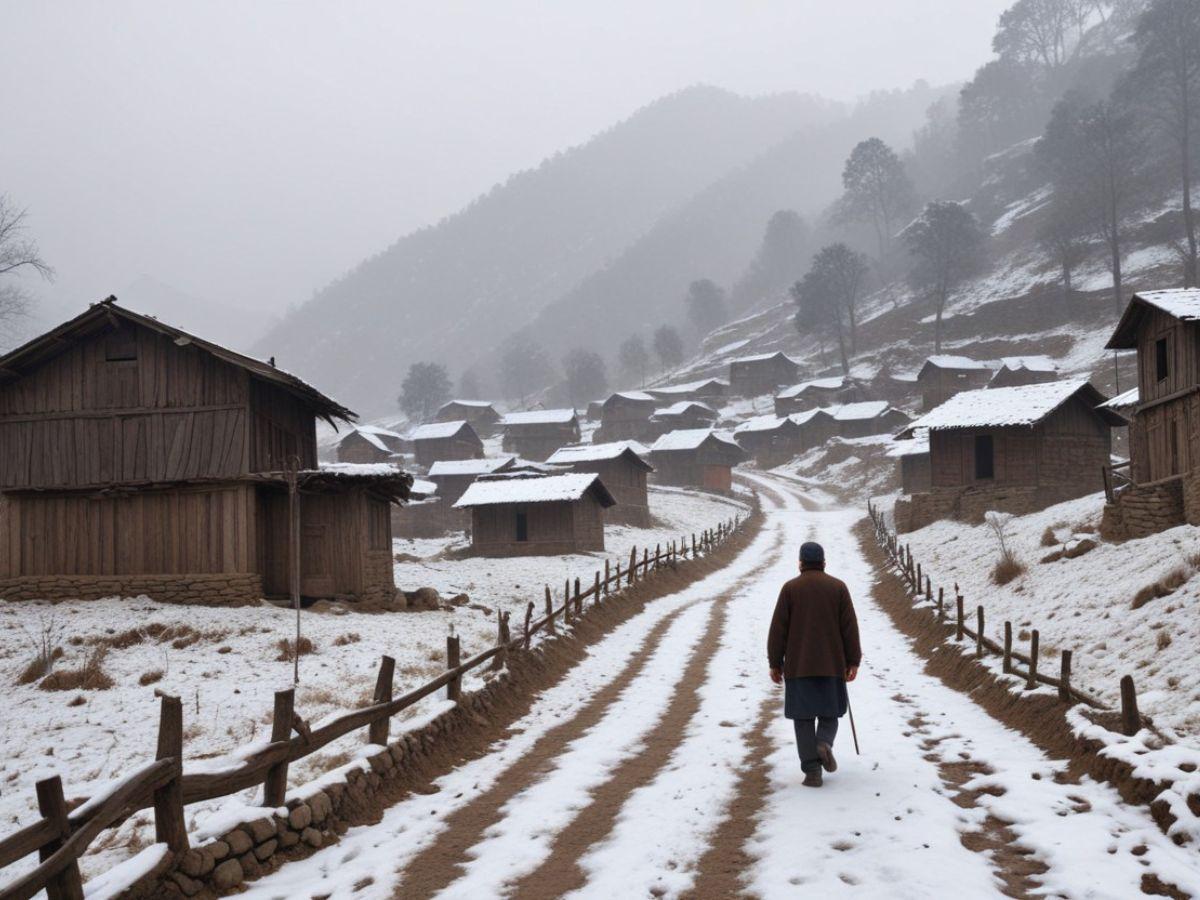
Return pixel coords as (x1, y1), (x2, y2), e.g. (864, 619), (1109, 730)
(0, 573), (264, 605)
(1100, 479), (1186, 541)
(896, 485), (1057, 533)
(360, 550), (401, 606)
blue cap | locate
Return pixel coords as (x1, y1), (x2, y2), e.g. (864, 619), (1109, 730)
(799, 542), (825, 564)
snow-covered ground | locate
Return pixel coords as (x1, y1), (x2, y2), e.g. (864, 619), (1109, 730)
(0, 484), (743, 885)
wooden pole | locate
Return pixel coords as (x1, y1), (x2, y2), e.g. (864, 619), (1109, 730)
(574, 577), (582, 616)
(593, 571), (601, 606)
(1058, 650), (1072, 702)
(1026, 630), (1039, 690)
(655, 543), (661, 570)
(563, 578), (571, 624)
(692, 533), (697, 556)
(264, 688), (294, 807)
(937, 587), (944, 621)
(916, 562), (923, 592)
(35, 776), (84, 900)
(1120, 674), (1140, 736)
(523, 601), (533, 650)
(629, 547), (637, 585)
(368, 656), (395, 744)
(604, 558), (610, 594)
(925, 575), (932, 602)
(975, 606), (984, 658)
(446, 635), (461, 702)
(493, 611), (509, 671)
(287, 462), (302, 686)
(955, 595), (964, 641)
(544, 586), (555, 633)
(153, 694), (189, 851)
(1003, 622), (1012, 674)
(643, 547), (649, 574)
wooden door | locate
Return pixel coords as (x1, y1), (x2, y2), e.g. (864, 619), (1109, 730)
(301, 522), (335, 596)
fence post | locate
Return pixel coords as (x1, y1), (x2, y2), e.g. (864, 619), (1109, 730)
(655, 543), (661, 570)
(692, 533), (697, 556)
(563, 578), (571, 624)
(916, 562), (923, 592)
(544, 586), (555, 633)
(574, 577), (582, 616)
(604, 558), (611, 595)
(368, 656), (395, 745)
(593, 571), (601, 606)
(1026, 630), (1039, 690)
(1120, 674), (1140, 736)
(925, 575), (932, 602)
(1058, 650), (1072, 702)
(955, 595), (964, 641)
(446, 635), (462, 702)
(643, 547), (649, 574)
(523, 601), (534, 650)
(264, 688), (294, 808)
(153, 693), (189, 851)
(1003, 621), (1012, 674)
(975, 606), (984, 658)
(937, 587), (944, 621)
(629, 547), (638, 585)
(35, 775), (84, 900)
(493, 612), (509, 671)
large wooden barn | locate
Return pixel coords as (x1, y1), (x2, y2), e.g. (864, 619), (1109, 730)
(336, 424), (405, 464)
(1103, 289), (1200, 537)
(988, 356), (1058, 390)
(916, 355), (995, 411)
(500, 409), (581, 461)
(454, 472), (615, 556)
(649, 429), (747, 492)
(893, 380), (1121, 531)
(646, 377), (728, 404)
(729, 352), (801, 397)
(409, 420), (484, 469)
(597, 391), (659, 442)
(774, 377), (862, 416)
(547, 441), (653, 525)
(433, 399), (501, 437)
(0, 298), (411, 604)
(733, 415), (804, 468)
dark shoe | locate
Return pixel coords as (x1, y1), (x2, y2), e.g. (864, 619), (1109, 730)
(817, 742), (837, 773)
(802, 769), (823, 788)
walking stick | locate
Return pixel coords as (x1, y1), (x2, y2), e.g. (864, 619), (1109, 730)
(847, 691), (861, 755)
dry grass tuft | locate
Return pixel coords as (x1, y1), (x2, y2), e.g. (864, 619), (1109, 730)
(1157, 630), (1173, 651)
(17, 646), (63, 685)
(138, 669), (164, 686)
(1040, 526), (1059, 548)
(67, 694), (86, 707)
(39, 648), (114, 691)
(1132, 566), (1191, 609)
(992, 557), (1026, 586)
(89, 622), (226, 652)
(276, 636), (317, 662)
(333, 632), (362, 646)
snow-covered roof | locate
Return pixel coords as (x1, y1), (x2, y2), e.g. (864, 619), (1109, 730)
(501, 409), (578, 426)
(907, 379), (1118, 431)
(730, 351), (797, 366)
(318, 462), (404, 477)
(409, 478), (437, 497)
(608, 390), (656, 403)
(653, 400), (715, 417)
(454, 472), (613, 508)
(409, 420), (474, 441)
(921, 355), (995, 372)
(547, 441), (650, 465)
(427, 457), (513, 477)
(887, 430), (929, 458)
(776, 377), (845, 399)
(833, 401), (892, 421)
(355, 424), (404, 439)
(1131, 288), (1200, 321)
(343, 428), (391, 453)
(651, 428), (741, 452)
(734, 415), (794, 435)
(440, 399), (496, 409)
(647, 378), (728, 396)
(1101, 387), (1139, 410)
(789, 406), (839, 425)
(997, 355), (1057, 373)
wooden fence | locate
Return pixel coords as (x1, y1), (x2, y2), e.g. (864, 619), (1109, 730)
(0, 517), (743, 899)
(867, 501), (1146, 737)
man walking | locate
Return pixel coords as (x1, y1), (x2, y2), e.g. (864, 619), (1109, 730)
(767, 541), (862, 787)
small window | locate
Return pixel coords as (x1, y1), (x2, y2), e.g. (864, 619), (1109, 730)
(105, 330), (138, 362)
(974, 434), (995, 480)
(515, 510), (528, 542)
(1155, 337), (1169, 382)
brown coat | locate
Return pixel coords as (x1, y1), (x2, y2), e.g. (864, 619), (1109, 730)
(767, 568), (862, 678)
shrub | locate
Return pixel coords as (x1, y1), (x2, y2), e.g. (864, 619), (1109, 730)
(334, 633), (362, 646)
(1040, 526), (1058, 548)
(17, 613), (65, 685)
(40, 648), (114, 691)
(276, 636), (317, 662)
(17, 646), (63, 685)
(985, 511), (1024, 585)
(1157, 630), (1173, 651)
(992, 556), (1026, 586)
(139, 669), (164, 686)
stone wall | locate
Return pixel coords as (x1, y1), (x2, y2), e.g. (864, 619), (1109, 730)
(0, 573), (264, 605)
(360, 550), (401, 606)
(895, 485), (1060, 533)
(1099, 478), (1186, 541)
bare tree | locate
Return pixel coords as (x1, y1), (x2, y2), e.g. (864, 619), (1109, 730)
(901, 202), (987, 353)
(837, 138), (915, 262)
(0, 195), (52, 337)
(791, 244), (868, 375)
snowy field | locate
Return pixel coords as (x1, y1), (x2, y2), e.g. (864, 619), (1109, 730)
(0, 484), (744, 884)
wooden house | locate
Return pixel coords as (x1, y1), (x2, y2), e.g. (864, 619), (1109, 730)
(789, 407), (841, 450)
(649, 401), (717, 437)
(893, 380), (1121, 531)
(454, 472), (615, 556)
(434, 400), (501, 437)
(501, 409), (581, 461)
(774, 377), (862, 416)
(547, 441), (653, 525)
(649, 429), (748, 492)
(0, 298), (411, 604)
(596, 391), (659, 442)
(888, 431), (931, 495)
(728, 352), (801, 397)
(832, 401), (911, 439)
(916, 356), (995, 411)
(988, 356), (1058, 390)
(409, 420), (484, 469)
(733, 416), (804, 468)
(390, 477), (450, 539)
(336, 425), (405, 464)
(1103, 289), (1200, 536)
(647, 378), (729, 404)
(586, 400), (604, 422)
(427, 457), (516, 507)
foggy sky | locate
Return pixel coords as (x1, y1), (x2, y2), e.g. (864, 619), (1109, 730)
(3, 0), (1011, 332)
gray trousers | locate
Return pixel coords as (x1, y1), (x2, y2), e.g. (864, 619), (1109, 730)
(793, 717), (838, 773)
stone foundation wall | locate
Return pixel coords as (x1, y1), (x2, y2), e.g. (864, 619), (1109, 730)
(1099, 478), (1186, 541)
(0, 573), (264, 605)
(895, 484), (1067, 533)
(360, 551), (401, 606)
(1182, 468), (1200, 527)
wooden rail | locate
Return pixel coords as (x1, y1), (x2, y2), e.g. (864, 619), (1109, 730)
(0, 514), (744, 897)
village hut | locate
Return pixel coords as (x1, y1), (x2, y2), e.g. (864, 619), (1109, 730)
(649, 400), (718, 437)
(547, 441), (653, 525)
(649, 428), (748, 492)
(454, 472), (615, 556)
(596, 391), (659, 442)
(888, 430), (931, 495)
(646, 377), (729, 404)
(501, 409), (581, 461)
(774, 376), (862, 416)
(0, 297), (411, 604)
(390, 477), (449, 539)
(409, 420), (484, 469)
(336, 424), (405, 464)
(586, 400), (604, 422)
(434, 399), (501, 437)
(728, 352), (801, 397)
(789, 407), (841, 451)
(893, 379), (1122, 532)
(733, 415), (804, 468)
(427, 457), (516, 507)
(833, 401), (912, 439)
(1103, 288), (1200, 536)
(916, 355), (995, 411)
(988, 356), (1059, 390)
